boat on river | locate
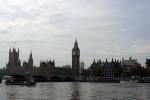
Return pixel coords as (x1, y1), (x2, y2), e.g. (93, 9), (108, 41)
(4, 74), (36, 86)
(131, 77), (150, 83)
(5, 80), (36, 86)
(97, 77), (120, 83)
(82, 77), (120, 83)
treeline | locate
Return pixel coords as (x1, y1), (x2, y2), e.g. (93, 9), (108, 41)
(126, 67), (150, 77)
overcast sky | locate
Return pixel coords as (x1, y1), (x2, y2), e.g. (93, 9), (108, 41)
(0, 0), (150, 68)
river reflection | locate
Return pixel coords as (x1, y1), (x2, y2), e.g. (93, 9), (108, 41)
(0, 82), (150, 100)
(71, 83), (80, 100)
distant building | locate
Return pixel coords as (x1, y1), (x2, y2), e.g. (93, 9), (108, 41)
(80, 62), (84, 75)
(72, 40), (80, 77)
(23, 61), (28, 68)
(121, 57), (141, 76)
(53, 65), (72, 76)
(23, 51), (33, 68)
(28, 51), (33, 68)
(6, 48), (21, 68)
(39, 60), (55, 76)
(90, 59), (122, 77)
(146, 58), (150, 69)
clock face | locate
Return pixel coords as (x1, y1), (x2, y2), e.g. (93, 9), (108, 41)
(73, 51), (76, 55)
(73, 51), (80, 55)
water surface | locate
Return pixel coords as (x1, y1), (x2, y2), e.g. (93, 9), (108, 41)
(0, 82), (150, 100)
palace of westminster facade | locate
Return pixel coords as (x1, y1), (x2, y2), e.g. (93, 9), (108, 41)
(2, 40), (80, 78)
(1, 40), (150, 78)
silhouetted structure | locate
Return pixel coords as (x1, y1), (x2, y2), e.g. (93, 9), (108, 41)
(23, 51), (33, 68)
(28, 51), (33, 68)
(72, 40), (80, 77)
(53, 65), (72, 76)
(38, 60), (55, 76)
(80, 62), (84, 75)
(146, 58), (150, 69)
(121, 57), (141, 76)
(90, 59), (122, 77)
(6, 48), (21, 68)
(2, 40), (148, 82)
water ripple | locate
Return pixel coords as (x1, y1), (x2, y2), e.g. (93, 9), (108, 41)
(0, 82), (150, 100)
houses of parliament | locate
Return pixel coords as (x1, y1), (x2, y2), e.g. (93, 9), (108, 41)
(2, 40), (80, 78)
(1, 40), (150, 80)
(6, 48), (33, 68)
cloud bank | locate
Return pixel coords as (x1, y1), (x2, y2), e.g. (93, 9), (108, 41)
(0, 0), (150, 67)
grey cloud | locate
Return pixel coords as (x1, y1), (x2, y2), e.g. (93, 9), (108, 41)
(0, 0), (150, 67)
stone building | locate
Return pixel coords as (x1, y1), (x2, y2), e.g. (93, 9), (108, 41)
(23, 61), (28, 68)
(28, 51), (33, 68)
(6, 48), (21, 68)
(121, 57), (141, 76)
(4, 40), (81, 79)
(5, 47), (34, 75)
(53, 65), (72, 76)
(23, 51), (33, 68)
(146, 58), (150, 69)
(80, 62), (84, 75)
(90, 59), (122, 77)
(72, 40), (80, 77)
(38, 60), (55, 76)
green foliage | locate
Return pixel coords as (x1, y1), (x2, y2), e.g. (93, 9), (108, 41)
(129, 67), (146, 77)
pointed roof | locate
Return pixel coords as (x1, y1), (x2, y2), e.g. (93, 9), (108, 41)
(73, 40), (79, 50)
(28, 50), (33, 61)
(30, 50), (32, 57)
(74, 40), (78, 46)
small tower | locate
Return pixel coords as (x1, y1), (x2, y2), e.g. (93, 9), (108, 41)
(146, 58), (150, 69)
(28, 51), (33, 68)
(72, 40), (80, 77)
(6, 47), (20, 68)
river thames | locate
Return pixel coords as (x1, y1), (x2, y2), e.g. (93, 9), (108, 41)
(0, 82), (150, 100)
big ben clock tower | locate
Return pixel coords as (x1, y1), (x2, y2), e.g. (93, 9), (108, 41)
(72, 40), (80, 77)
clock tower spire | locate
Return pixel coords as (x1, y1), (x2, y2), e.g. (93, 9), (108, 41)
(72, 40), (80, 77)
